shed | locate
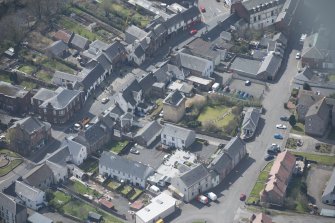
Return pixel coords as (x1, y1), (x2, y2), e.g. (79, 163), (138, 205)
(88, 211), (103, 222)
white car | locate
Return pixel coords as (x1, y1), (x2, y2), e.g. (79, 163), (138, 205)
(295, 52), (301, 59)
(101, 97), (109, 104)
(276, 124), (287, 129)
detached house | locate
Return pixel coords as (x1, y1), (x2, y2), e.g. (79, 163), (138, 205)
(260, 151), (296, 206)
(61, 136), (87, 165)
(15, 181), (45, 211)
(0, 192), (27, 223)
(99, 151), (154, 188)
(171, 164), (211, 202)
(115, 78), (143, 114)
(32, 87), (83, 124)
(305, 98), (330, 137)
(8, 117), (51, 156)
(241, 107), (261, 139)
(161, 124), (196, 150)
(321, 168), (335, 205)
(163, 91), (186, 123)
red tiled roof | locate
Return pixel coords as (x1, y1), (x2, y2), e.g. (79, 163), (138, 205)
(252, 213), (272, 223)
(53, 30), (72, 44)
(99, 198), (114, 209)
(130, 200), (144, 210)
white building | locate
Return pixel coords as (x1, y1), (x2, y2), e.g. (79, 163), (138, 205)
(232, 0), (285, 29)
(136, 193), (177, 223)
(62, 136), (87, 165)
(15, 181), (45, 211)
(161, 124), (196, 150)
(99, 151), (154, 188)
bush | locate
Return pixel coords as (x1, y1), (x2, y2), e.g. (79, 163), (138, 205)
(284, 102), (288, 109)
(187, 120), (201, 128)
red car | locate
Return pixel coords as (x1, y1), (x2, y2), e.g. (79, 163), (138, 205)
(190, 29), (198, 35)
(240, 193), (246, 201)
(200, 6), (206, 13)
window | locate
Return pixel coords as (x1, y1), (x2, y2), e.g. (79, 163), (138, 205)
(258, 15), (261, 20)
(254, 16), (256, 22)
(163, 134), (166, 138)
(271, 10), (274, 16)
(172, 137), (175, 141)
(182, 140), (185, 144)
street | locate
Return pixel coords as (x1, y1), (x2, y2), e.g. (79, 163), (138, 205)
(167, 22), (308, 223)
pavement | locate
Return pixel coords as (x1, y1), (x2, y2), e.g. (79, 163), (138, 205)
(167, 18), (316, 223)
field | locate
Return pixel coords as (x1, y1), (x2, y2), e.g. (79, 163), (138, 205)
(197, 106), (233, 128)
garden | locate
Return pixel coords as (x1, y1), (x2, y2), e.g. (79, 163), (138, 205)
(290, 151), (335, 166)
(105, 140), (129, 154)
(105, 179), (143, 201)
(290, 122), (305, 135)
(79, 157), (99, 174)
(0, 149), (23, 177)
(246, 161), (273, 205)
(69, 180), (101, 198)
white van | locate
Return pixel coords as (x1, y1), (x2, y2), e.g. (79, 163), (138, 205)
(206, 192), (217, 201)
(149, 185), (160, 193)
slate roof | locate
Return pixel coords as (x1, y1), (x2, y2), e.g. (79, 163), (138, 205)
(186, 38), (220, 61)
(0, 81), (29, 98)
(53, 71), (80, 84)
(302, 31), (330, 60)
(47, 146), (71, 166)
(242, 0), (284, 11)
(152, 62), (173, 83)
(224, 137), (246, 159)
(257, 53), (282, 78)
(322, 168), (335, 199)
(294, 67), (314, 82)
(306, 97), (329, 120)
(12, 116), (51, 135)
(62, 136), (85, 159)
(45, 40), (68, 56)
(208, 151), (232, 174)
(297, 90), (324, 109)
(163, 90), (185, 106)
(109, 104), (125, 117)
(230, 57), (261, 76)
(176, 52), (211, 73)
(15, 181), (44, 202)
(37, 87), (81, 110)
(161, 124), (194, 141)
(94, 53), (112, 71)
(242, 107), (260, 134)
(28, 212), (53, 223)
(138, 72), (156, 93)
(23, 164), (53, 187)
(79, 62), (106, 90)
(70, 33), (89, 50)
(134, 44), (145, 58)
(135, 120), (162, 143)
(100, 151), (154, 180)
(179, 164), (209, 187)
(125, 25), (148, 44)
(89, 40), (109, 52)
(121, 79), (142, 106)
(181, 5), (200, 22)
(78, 121), (107, 145)
(103, 41), (126, 61)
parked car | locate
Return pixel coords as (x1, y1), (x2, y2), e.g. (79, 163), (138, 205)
(206, 192), (217, 201)
(197, 195), (209, 204)
(264, 154), (274, 161)
(267, 144), (280, 155)
(276, 124), (287, 129)
(280, 116), (289, 121)
(274, 133), (284, 139)
(101, 97), (109, 104)
(200, 6), (206, 12)
(245, 80), (251, 86)
(240, 193), (246, 201)
(130, 148), (140, 155)
(73, 123), (81, 131)
(295, 52), (301, 59)
(190, 29), (198, 35)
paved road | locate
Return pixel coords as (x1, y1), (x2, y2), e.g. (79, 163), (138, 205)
(168, 23), (302, 223)
(0, 160), (33, 190)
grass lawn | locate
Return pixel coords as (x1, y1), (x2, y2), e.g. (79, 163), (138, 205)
(79, 157), (99, 173)
(197, 106), (232, 128)
(36, 70), (52, 83)
(50, 191), (71, 209)
(41, 59), (75, 74)
(129, 188), (143, 201)
(290, 151), (335, 166)
(246, 162), (273, 205)
(0, 73), (11, 83)
(18, 65), (35, 75)
(328, 74), (335, 82)
(0, 149), (20, 158)
(120, 185), (132, 197)
(58, 16), (102, 41)
(0, 159), (23, 177)
(106, 140), (129, 154)
(20, 81), (37, 90)
(149, 99), (163, 117)
(71, 180), (101, 198)
(290, 122), (305, 135)
(107, 180), (121, 191)
(62, 199), (123, 223)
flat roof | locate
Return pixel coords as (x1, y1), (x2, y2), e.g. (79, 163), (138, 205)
(230, 57), (261, 76)
(186, 75), (213, 85)
(136, 193), (176, 222)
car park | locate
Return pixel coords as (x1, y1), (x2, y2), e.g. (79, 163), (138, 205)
(276, 124), (287, 129)
(130, 148), (140, 154)
(274, 133), (283, 139)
